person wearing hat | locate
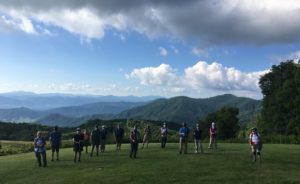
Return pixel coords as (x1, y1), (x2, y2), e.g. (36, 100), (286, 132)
(114, 123), (124, 151)
(179, 122), (190, 154)
(160, 123), (168, 148)
(249, 127), (262, 162)
(90, 125), (101, 157)
(49, 125), (61, 161)
(129, 124), (140, 158)
(34, 131), (47, 167)
(73, 128), (84, 163)
(208, 122), (217, 149)
(100, 125), (107, 153)
(194, 124), (203, 154)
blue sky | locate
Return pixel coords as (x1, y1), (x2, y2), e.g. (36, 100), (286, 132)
(1, 0), (300, 99)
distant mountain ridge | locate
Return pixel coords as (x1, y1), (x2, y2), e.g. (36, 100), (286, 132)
(0, 93), (261, 127)
(0, 91), (160, 109)
(117, 94), (261, 125)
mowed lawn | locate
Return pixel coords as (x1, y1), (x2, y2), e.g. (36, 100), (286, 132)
(0, 143), (300, 184)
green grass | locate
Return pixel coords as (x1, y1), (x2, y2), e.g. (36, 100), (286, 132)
(0, 143), (300, 184)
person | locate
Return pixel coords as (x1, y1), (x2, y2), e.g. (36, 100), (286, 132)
(90, 125), (100, 157)
(249, 127), (262, 162)
(114, 124), (124, 151)
(142, 124), (151, 149)
(83, 129), (91, 154)
(129, 125), (140, 158)
(34, 131), (47, 167)
(100, 125), (107, 153)
(73, 128), (84, 163)
(208, 122), (217, 149)
(160, 123), (168, 148)
(194, 124), (203, 154)
(49, 126), (61, 161)
(179, 122), (190, 154)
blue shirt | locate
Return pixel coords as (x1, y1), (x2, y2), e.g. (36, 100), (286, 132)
(179, 127), (189, 138)
(50, 131), (61, 146)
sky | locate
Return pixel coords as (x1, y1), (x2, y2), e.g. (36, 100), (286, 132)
(1, 0), (300, 99)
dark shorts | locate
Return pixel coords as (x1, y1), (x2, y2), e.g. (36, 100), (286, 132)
(51, 145), (60, 152)
(84, 140), (90, 146)
(91, 141), (100, 146)
(74, 143), (83, 152)
(116, 138), (123, 143)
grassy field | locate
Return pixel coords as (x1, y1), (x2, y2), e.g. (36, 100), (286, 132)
(0, 143), (300, 184)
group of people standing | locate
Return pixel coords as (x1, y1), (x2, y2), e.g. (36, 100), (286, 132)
(33, 122), (262, 167)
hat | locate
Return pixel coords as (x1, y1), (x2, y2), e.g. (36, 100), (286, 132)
(251, 127), (257, 132)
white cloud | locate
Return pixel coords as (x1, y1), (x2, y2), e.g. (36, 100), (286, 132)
(184, 61), (268, 91)
(126, 64), (178, 86)
(126, 61), (268, 98)
(0, 14), (36, 34)
(2, 0), (300, 45)
(159, 47), (168, 56)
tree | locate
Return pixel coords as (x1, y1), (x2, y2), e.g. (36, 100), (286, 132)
(259, 60), (300, 140)
(199, 107), (240, 140)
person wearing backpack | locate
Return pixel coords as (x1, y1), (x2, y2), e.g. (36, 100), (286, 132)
(49, 126), (61, 161)
(249, 127), (262, 162)
(90, 125), (101, 157)
(73, 128), (84, 163)
(208, 122), (217, 149)
(179, 122), (190, 154)
(34, 131), (47, 167)
(194, 124), (203, 154)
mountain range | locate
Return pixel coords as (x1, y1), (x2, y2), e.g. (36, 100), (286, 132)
(0, 91), (160, 109)
(0, 92), (261, 127)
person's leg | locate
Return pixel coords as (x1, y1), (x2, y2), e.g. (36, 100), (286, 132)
(36, 152), (42, 166)
(78, 151), (81, 162)
(184, 139), (188, 154)
(129, 143), (134, 158)
(90, 144), (94, 156)
(74, 151), (77, 163)
(42, 151), (47, 167)
(251, 145), (256, 162)
(164, 137), (167, 148)
(199, 140), (203, 153)
(102, 140), (106, 152)
(209, 137), (212, 148)
(161, 138), (164, 148)
(96, 144), (99, 156)
(179, 138), (183, 154)
(134, 143), (138, 158)
(194, 139), (198, 153)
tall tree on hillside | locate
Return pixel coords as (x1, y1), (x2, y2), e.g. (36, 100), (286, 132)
(259, 60), (300, 140)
